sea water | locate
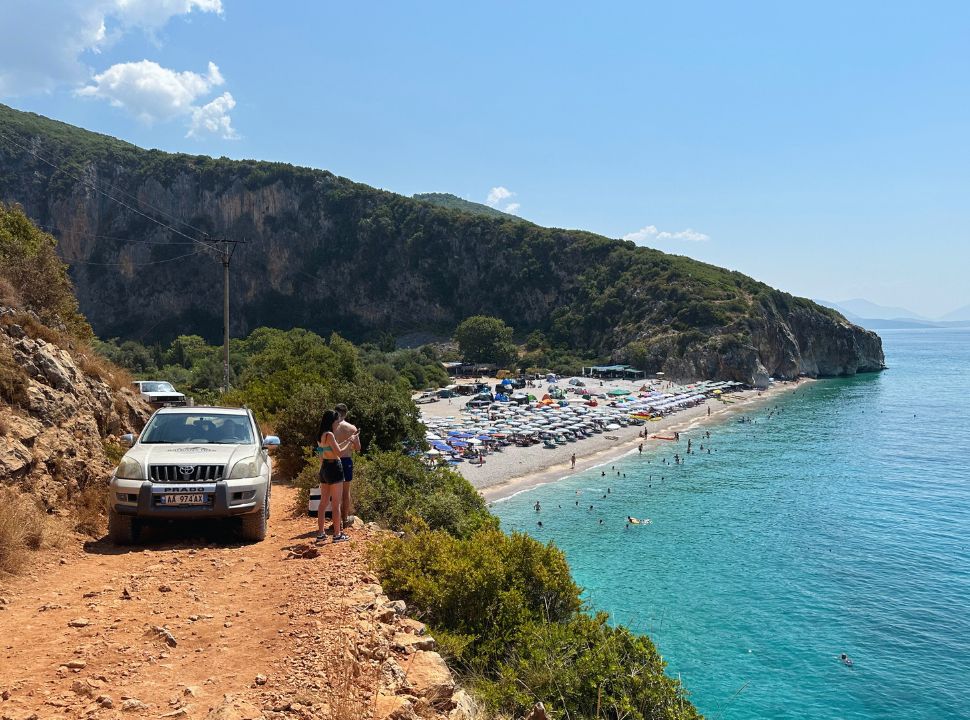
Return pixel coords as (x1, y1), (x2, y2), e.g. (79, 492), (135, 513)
(492, 329), (970, 719)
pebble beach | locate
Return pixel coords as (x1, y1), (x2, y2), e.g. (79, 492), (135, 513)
(418, 377), (809, 502)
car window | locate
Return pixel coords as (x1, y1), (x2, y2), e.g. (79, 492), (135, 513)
(140, 382), (176, 393)
(140, 414), (254, 444)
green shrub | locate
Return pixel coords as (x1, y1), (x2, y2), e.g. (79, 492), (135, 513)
(352, 451), (495, 538)
(0, 203), (91, 339)
(478, 613), (702, 720)
(372, 523), (581, 670)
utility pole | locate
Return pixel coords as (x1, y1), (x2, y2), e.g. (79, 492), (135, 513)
(219, 238), (243, 396)
(222, 240), (231, 395)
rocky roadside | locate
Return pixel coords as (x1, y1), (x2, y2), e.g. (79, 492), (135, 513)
(0, 305), (148, 502)
(0, 486), (475, 720)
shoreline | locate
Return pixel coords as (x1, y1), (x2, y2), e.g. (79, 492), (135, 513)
(473, 378), (813, 503)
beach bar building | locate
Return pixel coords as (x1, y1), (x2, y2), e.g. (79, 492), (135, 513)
(582, 364), (646, 380)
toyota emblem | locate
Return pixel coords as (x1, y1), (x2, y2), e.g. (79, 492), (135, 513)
(178, 466), (195, 477)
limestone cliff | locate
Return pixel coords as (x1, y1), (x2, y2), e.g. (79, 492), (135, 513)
(0, 103), (885, 384)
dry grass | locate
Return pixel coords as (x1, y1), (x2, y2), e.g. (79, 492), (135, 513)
(72, 481), (109, 537)
(0, 311), (66, 347)
(0, 487), (66, 574)
(324, 633), (379, 720)
(0, 277), (21, 307)
(102, 440), (126, 466)
(76, 347), (132, 392)
(0, 341), (30, 406)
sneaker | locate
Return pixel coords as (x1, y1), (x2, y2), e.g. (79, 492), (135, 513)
(332, 533), (350, 543)
(315, 533), (327, 543)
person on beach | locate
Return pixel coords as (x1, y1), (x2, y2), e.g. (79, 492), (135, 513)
(639, 443), (643, 454)
(571, 453), (576, 469)
(316, 410), (359, 543)
(332, 403), (361, 527)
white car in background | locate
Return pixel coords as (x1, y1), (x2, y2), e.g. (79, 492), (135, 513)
(132, 380), (187, 407)
(108, 407), (279, 544)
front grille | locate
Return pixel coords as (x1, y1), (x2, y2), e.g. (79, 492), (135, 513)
(150, 464), (225, 482)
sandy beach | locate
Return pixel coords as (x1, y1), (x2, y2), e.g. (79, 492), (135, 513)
(420, 377), (812, 502)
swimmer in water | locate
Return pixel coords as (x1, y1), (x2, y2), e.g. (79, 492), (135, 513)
(602, 471), (606, 477)
(534, 501), (541, 512)
(537, 521), (543, 528)
(839, 653), (853, 667)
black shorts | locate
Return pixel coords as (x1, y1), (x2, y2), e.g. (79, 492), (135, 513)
(319, 459), (345, 485)
(340, 457), (354, 483)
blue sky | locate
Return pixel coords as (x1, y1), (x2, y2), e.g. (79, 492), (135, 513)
(2, 1), (968, 317)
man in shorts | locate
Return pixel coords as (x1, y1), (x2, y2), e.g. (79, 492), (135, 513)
(332, 403), (361, 525)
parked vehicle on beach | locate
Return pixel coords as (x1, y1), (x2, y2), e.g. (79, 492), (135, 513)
(415, 391), (438, 404)
(108, 407), (280, 544)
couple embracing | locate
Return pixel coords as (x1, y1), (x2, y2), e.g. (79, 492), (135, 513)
(316, 403), (361, 543)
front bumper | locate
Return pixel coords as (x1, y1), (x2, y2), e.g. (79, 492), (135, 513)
(110, 477), (265, 519)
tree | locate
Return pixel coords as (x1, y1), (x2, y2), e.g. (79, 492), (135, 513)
(454, 316), (517, 367)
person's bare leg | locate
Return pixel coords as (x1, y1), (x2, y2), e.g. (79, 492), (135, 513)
(330, 482), (344, 537)
(317, 483), (326, 537)
(341, 482), (352, 525)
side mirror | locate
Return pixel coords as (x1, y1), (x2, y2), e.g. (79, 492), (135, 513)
(262, 435), (280, 448)
(121, 433), (136, 446)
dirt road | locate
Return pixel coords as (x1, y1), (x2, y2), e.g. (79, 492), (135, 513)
(0, 486), (461, 720)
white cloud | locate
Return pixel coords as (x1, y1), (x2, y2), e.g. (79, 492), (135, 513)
(77, 60), (237, 138)
(486, 186), (521, 214)
(486, 186), (513, 207)
(0, 0), (222, 96)
(188, 91), (238, 139)
(623, 225), (710, 245)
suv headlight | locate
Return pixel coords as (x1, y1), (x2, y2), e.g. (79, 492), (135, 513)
(116, 457), (144, 480)
(228, 456), (260, 479)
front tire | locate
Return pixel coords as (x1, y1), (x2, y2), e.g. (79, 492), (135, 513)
(240, 495), (268, 542)
(108, 509), (140, 545)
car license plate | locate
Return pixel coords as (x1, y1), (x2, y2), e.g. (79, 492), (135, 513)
(160, 493), (206, 505)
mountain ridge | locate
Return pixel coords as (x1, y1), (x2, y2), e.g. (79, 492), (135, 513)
(0, 102), (884, 385)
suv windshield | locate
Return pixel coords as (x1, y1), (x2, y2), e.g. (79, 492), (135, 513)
(140, 382), (176, 393)
(140, 413), (254, 444)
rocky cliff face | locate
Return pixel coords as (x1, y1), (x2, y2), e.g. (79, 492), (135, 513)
(0, 306), (149, 504)
(0, 103), (885, 383)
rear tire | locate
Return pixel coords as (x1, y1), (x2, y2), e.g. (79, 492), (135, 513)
(240, 495), (267, 542)
(108, 509), (140, 545)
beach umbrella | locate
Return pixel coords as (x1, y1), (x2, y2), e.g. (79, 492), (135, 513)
(607, 388), (631, 396)
(450, 440), (469, 447)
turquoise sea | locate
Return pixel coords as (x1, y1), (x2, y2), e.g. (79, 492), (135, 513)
(493, 329), (970, 719)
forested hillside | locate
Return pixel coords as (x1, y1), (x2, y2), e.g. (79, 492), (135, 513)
(0, 103), (884, 384)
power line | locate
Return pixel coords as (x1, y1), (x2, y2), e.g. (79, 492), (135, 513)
(0, 130), (219, 252)
(65, 249), (211, 267)
(34, 223), (201, 246)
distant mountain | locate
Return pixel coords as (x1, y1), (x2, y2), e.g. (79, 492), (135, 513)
(0, 102), (885, 384)
(412, 193), (517, 220)
(939, 303), (970, 322)
(831, 298), (927, 321)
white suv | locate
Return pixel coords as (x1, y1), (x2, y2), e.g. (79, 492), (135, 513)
(131, 380), (187, 407)
(108, 407), (280, 544)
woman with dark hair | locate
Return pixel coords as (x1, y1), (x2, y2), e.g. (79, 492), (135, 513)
(316, 409), (359, 543)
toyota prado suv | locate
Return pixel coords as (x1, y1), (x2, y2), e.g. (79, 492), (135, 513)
(109, 407), (280, 544)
